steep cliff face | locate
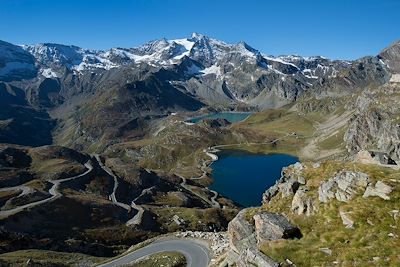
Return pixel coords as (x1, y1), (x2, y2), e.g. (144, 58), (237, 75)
(344, 84), (400, 159)
(379, 40), (400, 74)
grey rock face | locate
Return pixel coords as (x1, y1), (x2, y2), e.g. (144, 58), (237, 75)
(263, 163), (304, 203)
(236, 248), (279, 267)
(227, 209), (256, 254)
(226, 209), (299, 266)
(344, 89), (400, 160)
(253, 212), (301, 244)
(369, 151), (397, 165)
(363, 181), (393, 200)
(279, 178), (301, 197)
(291, 187), (317, 216)
(345, 110), (400, 159)
(379, 40), (400, 73)
(318, 171), (370, 203)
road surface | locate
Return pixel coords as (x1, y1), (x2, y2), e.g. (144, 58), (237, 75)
(93, 154), (131, 211)
(93, 154), (144, 226)
(0, 161), (93, 218)
(97, 239), (210, 267)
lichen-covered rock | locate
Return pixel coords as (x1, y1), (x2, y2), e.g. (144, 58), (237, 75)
(363, 181), (392, 200)
(253, 212), (301, 244)
(318, 171), (370, 203)
(227, 208), (256, 253)
(291, 187), (317, 216)
(236, 247), (279, 267)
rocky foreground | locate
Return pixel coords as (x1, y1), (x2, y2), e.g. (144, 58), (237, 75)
(215, 155), (399, 266)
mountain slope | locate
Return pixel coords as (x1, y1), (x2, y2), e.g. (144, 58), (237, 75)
(0, 34), (397, 149)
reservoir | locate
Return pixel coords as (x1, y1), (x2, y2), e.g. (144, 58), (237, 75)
(210, 150), (298, 207)
(187, 112), (252, 124)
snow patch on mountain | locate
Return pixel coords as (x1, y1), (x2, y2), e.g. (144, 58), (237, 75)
(201, 65), (221, 77)
(302, 69), (319, 79)
(40, 68), (58, 78)
(73, 54), (118, 71)
(170, 38), (195, 59)
(263, 55), (299, 69)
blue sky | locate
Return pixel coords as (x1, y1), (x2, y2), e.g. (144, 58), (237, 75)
(0, 0), (399, 59)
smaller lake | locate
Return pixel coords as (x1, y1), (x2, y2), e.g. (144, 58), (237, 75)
(210, 150), (299, 207)
(187, 112), (252, 124)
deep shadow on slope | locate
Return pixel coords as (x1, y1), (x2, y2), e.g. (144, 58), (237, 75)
(0, 83), (55, 146)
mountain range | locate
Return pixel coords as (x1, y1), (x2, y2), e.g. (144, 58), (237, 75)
(1, 33), (399, 150)
(1, 33), (400, 266)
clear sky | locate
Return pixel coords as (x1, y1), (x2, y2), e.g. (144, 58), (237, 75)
(0, 0), (399, 59)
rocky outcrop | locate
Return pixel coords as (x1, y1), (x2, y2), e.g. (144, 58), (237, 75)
(291, 187), (317, 216)
(263, 162), (304, 203)
(253, 212), (301, 244)
(225, 208), (301, 266)
(344, 90), (400, 160)
(363, 181), (393, 200)
(263, 163), (318, 216)
(318, 171), (370, 203)
(368, 151), (397, 165)
(227, 209), (256, 254)
(236, 248), (279, 267)
(379, 40), (400, 74)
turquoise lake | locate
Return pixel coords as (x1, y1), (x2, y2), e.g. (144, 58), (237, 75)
(210, 150), (299, 207)
(187, 112), (252, 124)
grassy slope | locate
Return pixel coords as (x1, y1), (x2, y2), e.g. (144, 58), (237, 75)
(249, 162), (400, 266)
(124, 251), (186, 267)
(0, 249), (105, 267)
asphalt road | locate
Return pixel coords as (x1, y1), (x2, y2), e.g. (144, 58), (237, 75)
(93, 154), (143, 226)
(97, 239), (210, 267)
(0, 161), (93, 218)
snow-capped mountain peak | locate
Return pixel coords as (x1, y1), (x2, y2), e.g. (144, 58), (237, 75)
(1, 33), (351, 84)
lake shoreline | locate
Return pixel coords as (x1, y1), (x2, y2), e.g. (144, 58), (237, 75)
(208, 149), (299, 207)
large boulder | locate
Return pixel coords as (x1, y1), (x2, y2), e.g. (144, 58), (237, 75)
(318, 171), (370, 203)
(227, 208), (256, 253)
(253, 212), (301, 244)
(236, 247), (279, 267)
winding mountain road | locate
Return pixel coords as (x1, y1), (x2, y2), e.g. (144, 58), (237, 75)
(0, 185), (33, 199)
(93, 154), (144, 226)
(97, 239), (210, 267)
(93, 154), (131, 211)
(0, 161), (93, 219)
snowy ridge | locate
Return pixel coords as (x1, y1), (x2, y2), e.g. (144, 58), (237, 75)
(40, 68), (58, 78)
(1, 33), (350, 82)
